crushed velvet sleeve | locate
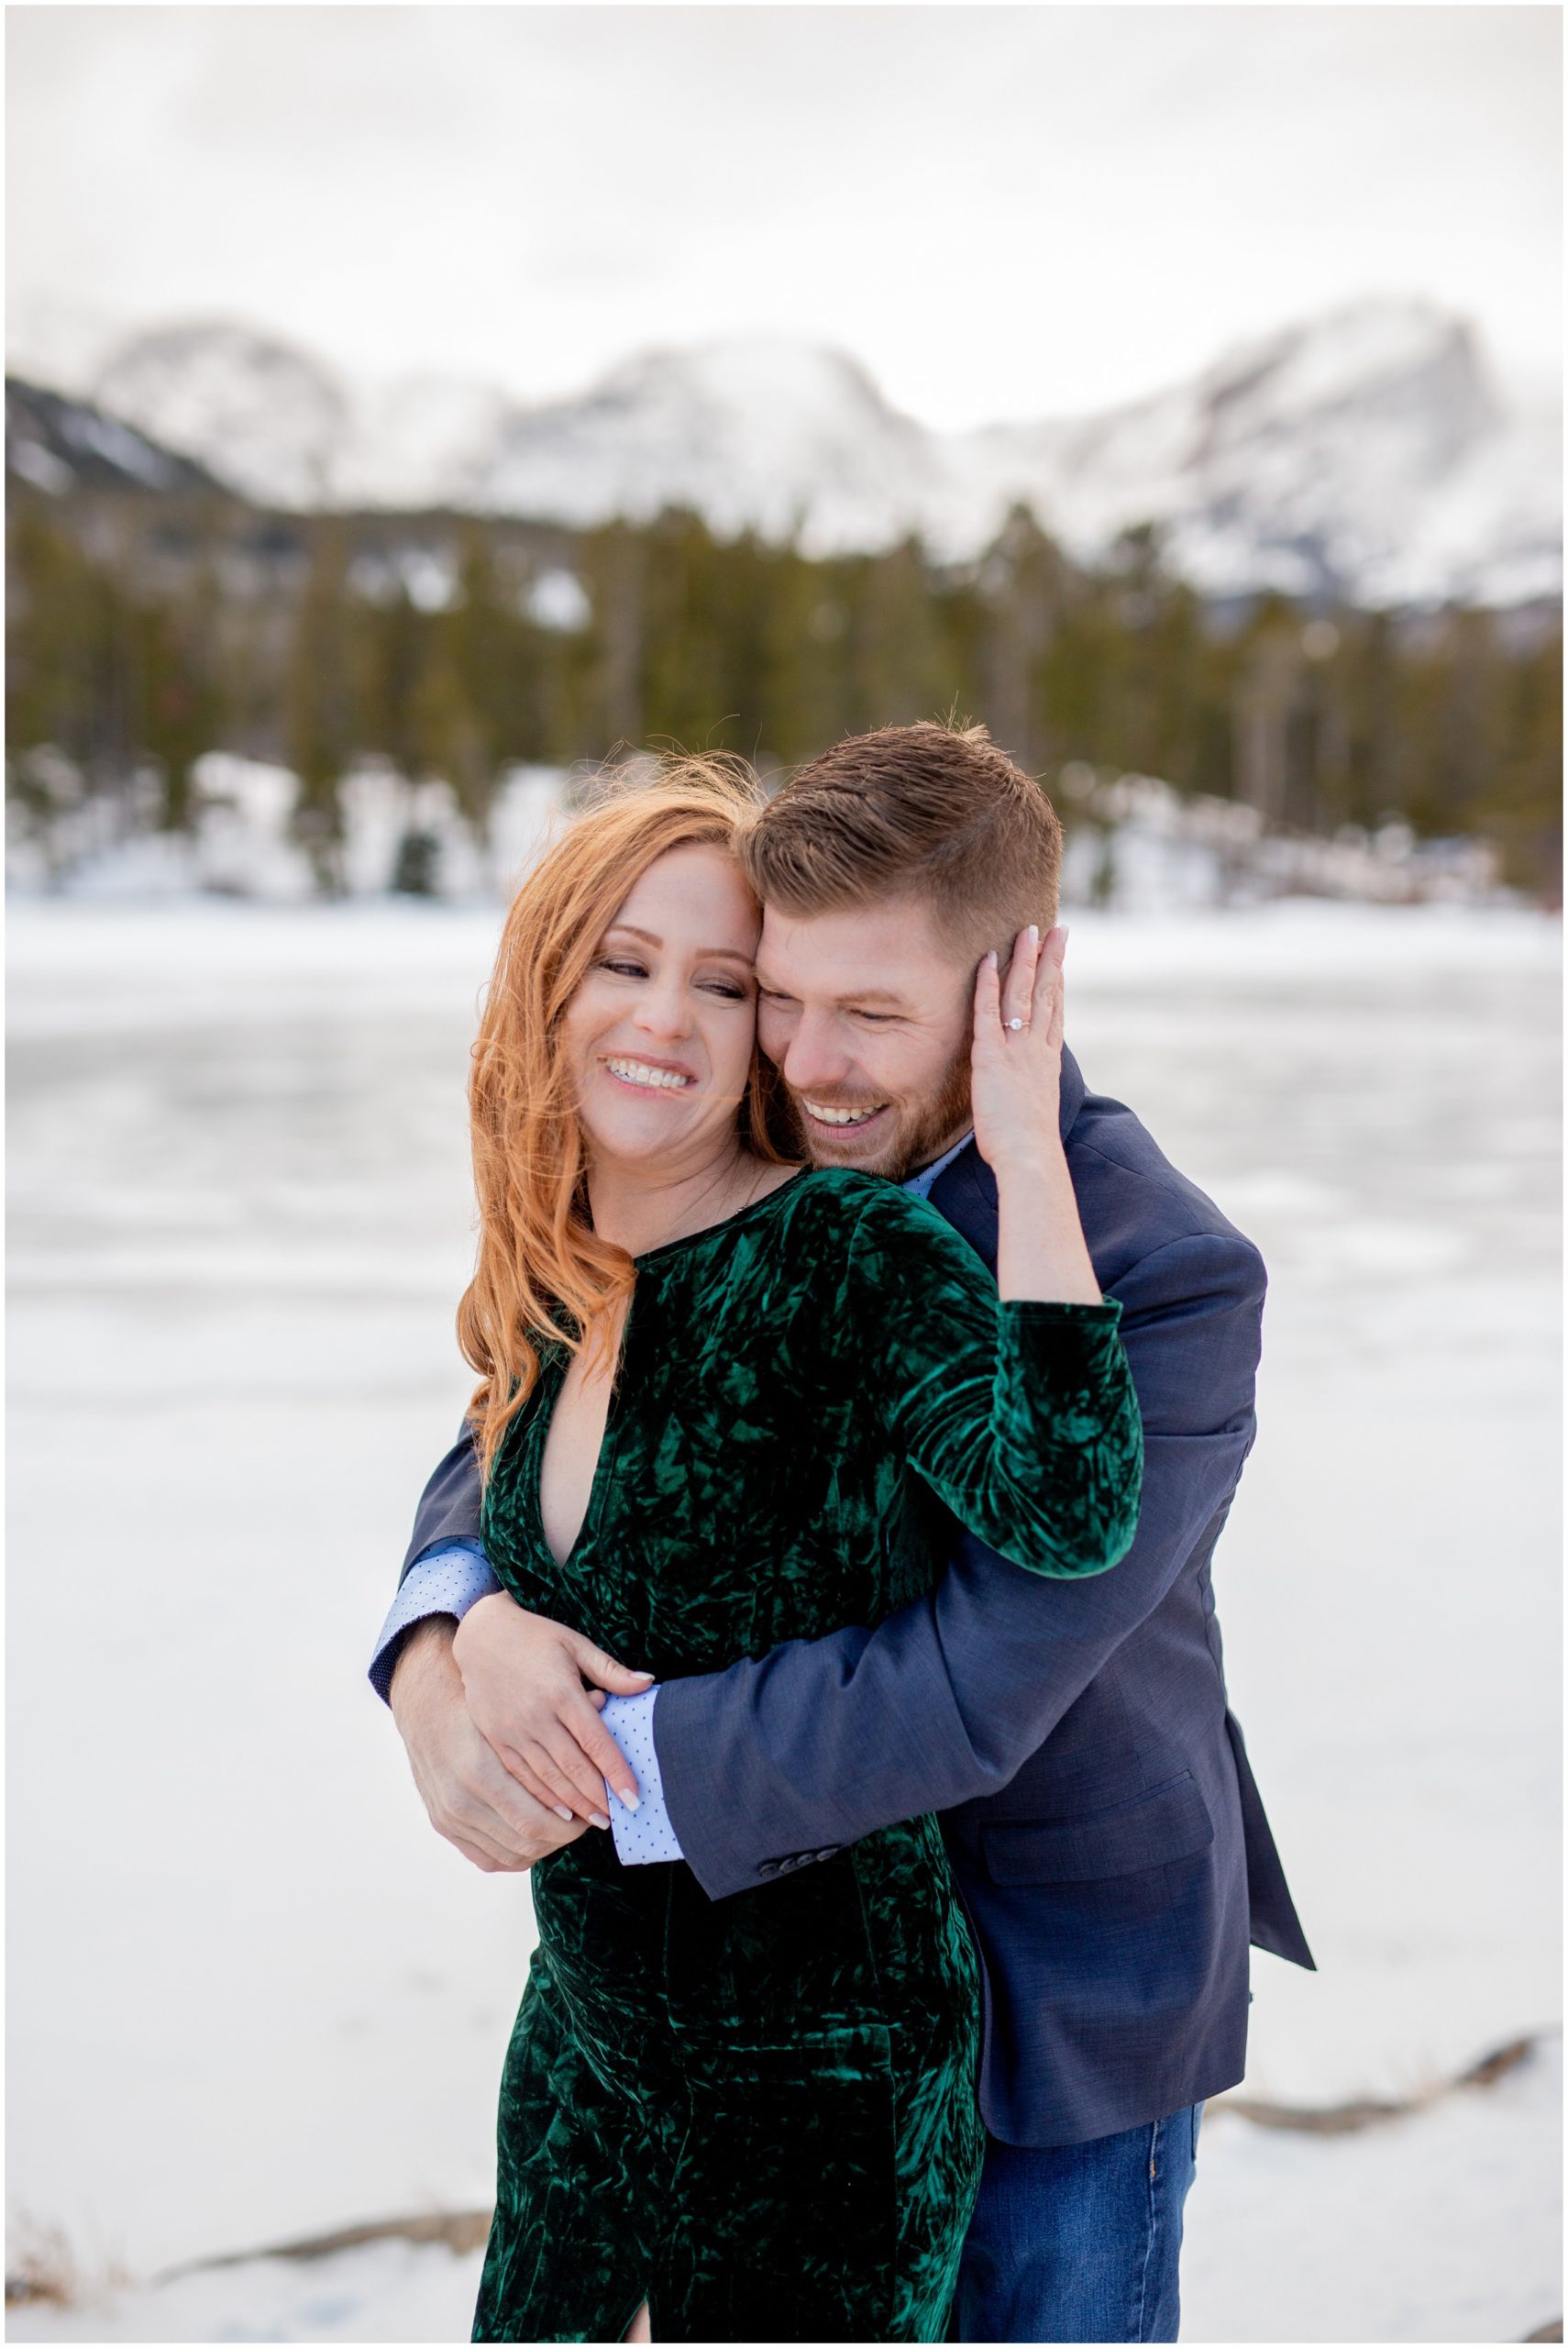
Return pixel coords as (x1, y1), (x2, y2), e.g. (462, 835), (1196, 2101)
(845, 1181), (1143, 1579)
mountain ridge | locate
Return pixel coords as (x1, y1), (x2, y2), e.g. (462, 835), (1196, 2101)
(8, 299), (1560, 608)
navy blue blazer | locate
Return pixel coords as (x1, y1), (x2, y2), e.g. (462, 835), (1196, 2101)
(402, 1045), (1313, 2146)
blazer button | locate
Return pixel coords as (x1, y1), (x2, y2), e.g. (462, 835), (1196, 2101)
(813, 1847), (839, 1862)
(758, 1859), (781, 1877)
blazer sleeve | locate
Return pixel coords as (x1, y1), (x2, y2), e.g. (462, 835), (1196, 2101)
(844, 1183), (1143, 1582)
(398, 1420), (486, 1582)
(657, 1224), (1265, 1901)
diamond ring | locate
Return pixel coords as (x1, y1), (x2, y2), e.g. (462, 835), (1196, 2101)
(1007, 1016), (1025, 1032)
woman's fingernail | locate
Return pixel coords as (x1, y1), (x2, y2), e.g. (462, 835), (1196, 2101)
(553, 1805), (574, 1822)
(619, 1789), (642, 1812)
(1028, 924), (1040, 945)
(988, 949), (999, 969)
(591, 1811), (612, 1830)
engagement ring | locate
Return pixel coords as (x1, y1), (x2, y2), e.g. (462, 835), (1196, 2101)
(1007, 1017), (1024, 1031)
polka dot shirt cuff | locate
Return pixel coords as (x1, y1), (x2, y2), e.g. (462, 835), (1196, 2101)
(368, 1540), (501, 1704)
(600, 1689), (684, 1864)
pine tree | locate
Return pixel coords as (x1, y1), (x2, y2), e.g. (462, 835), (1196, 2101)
(283, 521), (355, 889)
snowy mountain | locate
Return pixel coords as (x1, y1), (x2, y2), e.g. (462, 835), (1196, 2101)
(13, 301), (1560, 606)
(6, 374), (222, 497)
(967, 302), (1561, 607)
(469, 340), (948, 549)
(463, 302), (1562, 605)
(93, 321), (354, 509)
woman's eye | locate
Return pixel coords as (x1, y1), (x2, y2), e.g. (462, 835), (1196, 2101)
(701, 980), (747, 1001)
(599, 958), (647, 979)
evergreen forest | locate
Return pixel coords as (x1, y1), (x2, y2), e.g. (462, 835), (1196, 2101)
(6, 490), (1561, 898)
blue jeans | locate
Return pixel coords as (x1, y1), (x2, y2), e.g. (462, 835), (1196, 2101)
(951, 2103), (1202, 2343)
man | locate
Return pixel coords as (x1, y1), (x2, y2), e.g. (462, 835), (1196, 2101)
(371, 723), (1313, 2344)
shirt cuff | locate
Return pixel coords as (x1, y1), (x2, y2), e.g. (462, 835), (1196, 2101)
(368, 1539), (502, 1705)
(600, 1689), (684, 1864)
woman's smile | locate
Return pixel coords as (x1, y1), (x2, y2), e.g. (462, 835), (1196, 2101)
(601, 1052), (700, 1094)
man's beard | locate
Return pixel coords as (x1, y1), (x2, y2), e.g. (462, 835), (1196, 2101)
(786, 1036), (974, 1183)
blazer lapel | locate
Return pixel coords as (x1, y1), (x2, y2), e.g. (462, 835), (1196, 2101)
(927, 1044), (1088, 1257)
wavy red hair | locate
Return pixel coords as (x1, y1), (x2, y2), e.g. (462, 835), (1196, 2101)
(458, 757), (800, 1481)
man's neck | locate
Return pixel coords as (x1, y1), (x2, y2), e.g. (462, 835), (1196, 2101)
(904, 1127), (975, 1196)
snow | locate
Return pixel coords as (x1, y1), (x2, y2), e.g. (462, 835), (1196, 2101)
(93, 320), (353, 509)
(58, 403), (184, 489)
(6, 898), (1559, 2337)
(7, 2041), (1559, 2342)
(7, 757), (567, 912)
(524, 567), (592, 633)
(60, 297), (1562, 605)
(1182, 2039), (1564, 2344)
(337, 377), (512, 513)
(969, 300), (1552, 606)
(8, 434), (72, 494)
(474, 337), (944, 555)
(6, 2237), (489, 2345)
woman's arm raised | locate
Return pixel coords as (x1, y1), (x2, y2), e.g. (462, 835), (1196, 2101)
(850, 927), (1142, 1579)
(971, 925), (1102, 1305)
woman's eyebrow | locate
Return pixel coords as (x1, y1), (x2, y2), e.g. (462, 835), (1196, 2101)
(610, 925), (754, 965)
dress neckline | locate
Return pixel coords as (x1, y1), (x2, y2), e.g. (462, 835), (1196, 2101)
(527, 1168), (817, 1569)
(630, 1165), (820, 1269)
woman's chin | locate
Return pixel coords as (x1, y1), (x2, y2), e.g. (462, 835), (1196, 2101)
(580, 1107), (725, 1169)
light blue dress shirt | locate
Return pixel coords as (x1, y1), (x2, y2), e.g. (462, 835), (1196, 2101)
(370, 1133), (975, 1866)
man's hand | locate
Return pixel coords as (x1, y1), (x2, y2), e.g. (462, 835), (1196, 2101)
(388, 1617), (586, 1872)
(452, 1591), (653, 1826)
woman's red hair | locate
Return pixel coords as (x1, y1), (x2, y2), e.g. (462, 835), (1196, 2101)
(458, 756), (800, 1481)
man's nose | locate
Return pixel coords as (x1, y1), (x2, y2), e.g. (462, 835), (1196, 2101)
(781, 1013), (852, 1094)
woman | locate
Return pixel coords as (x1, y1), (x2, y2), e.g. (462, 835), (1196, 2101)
(451, 759), (1142, 2343)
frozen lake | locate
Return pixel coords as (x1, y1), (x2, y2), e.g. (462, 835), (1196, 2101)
(6, 897), (1561, 2329)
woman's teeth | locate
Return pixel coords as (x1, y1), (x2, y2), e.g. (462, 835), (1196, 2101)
(605, 1058), (695, 1091)
(805, 1102), (881, 1126)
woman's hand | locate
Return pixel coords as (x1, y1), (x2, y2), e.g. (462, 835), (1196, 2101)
(451, 1593), (653, 1827)
(972, 924), (1102, 1305)
(970, 924), (1066, 1176)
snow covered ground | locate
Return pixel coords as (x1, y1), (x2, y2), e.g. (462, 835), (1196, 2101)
(6, 897), (1561, 2341)
(8, 2038), (1559, 2343)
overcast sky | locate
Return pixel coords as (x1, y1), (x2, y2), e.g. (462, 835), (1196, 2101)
(6, 5), (1561, 427)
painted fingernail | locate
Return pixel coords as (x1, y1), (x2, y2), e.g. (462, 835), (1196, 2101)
(618, 1789), (642, 1811)
(988, 949), (999, 969)
(553, 1805), (574, 1822)
(1028, 924), (1040, 945)
(591, 1811), (612, 1830)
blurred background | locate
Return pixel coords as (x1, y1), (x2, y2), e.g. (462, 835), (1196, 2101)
(6, 6), (1562, 2342)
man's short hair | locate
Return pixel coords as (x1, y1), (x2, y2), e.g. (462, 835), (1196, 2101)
(740, 721), (1063, 960)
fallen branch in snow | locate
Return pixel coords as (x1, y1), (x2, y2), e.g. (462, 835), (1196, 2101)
(135, 2026), (1562, 2293)
(1209, 2029), (1554, 2136)
(157, 2207), (493, 2276)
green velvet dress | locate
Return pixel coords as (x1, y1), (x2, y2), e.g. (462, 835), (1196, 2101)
(471, 1167), (1142, 2346)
